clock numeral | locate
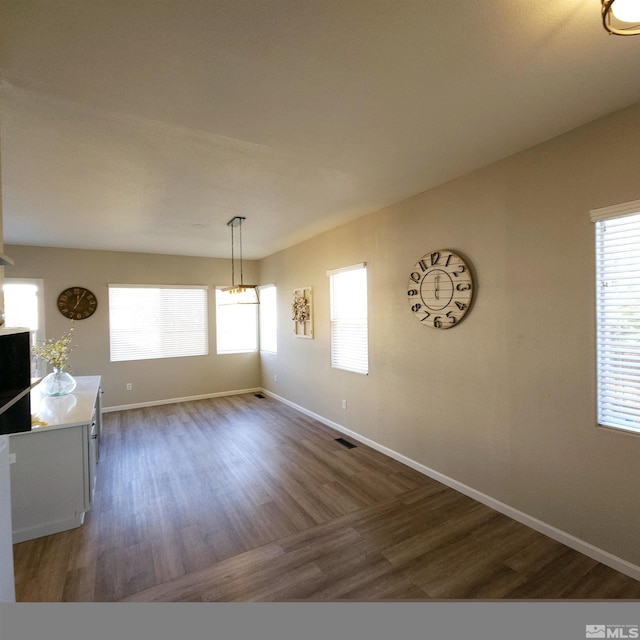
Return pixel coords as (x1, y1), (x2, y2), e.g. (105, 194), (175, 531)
(433, 316), (443, 328)
(407, 289), (418, 296)
(446, 311), (456, 324)
(418, 260), (428, 272)
(452, 264), (466, 277)
(455, 301), (467, 311)
(411, 303), (422, 313)
(445, 253), (452, 267)
(456, 283), (471, 291)
(420, 312), (431, 322)
(410, 271), (421, 283)
(430, 252), (440, 266)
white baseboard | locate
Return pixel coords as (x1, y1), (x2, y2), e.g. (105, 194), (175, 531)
(262, 388), (640, 583)
(13, 513), (85, 544)
(103, 388), (263, 413)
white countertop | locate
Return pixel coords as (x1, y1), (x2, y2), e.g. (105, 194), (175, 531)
(15, 375), (102, 434)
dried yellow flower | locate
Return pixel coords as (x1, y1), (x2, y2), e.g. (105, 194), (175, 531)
(32, 326), (75, 371)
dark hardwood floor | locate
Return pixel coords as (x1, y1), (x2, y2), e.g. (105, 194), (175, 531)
(12, 393), (640, 601)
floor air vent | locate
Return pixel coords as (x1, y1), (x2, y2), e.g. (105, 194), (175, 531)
(254, 393), (266, 399)
(335, 437), (356, 449)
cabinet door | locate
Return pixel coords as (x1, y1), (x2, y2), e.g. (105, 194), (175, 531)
(10, 425), (87, 542)
(95, 386), (102, 461)
(86, 420), (97, 509)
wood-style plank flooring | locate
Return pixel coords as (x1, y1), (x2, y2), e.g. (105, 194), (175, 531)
(12, 393), (640, 601)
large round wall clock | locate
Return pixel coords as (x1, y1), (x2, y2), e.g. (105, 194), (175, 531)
(407, 250), (474, 329)
(57, 287), (98, 320)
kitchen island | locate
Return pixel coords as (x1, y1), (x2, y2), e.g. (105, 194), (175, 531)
(8, 375), (102, 542)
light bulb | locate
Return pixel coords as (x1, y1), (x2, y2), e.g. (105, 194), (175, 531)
(611, 0), (640, 23)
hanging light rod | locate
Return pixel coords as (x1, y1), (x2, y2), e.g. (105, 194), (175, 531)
(222, 216), (259, 304)
(602, 0), (640, 35)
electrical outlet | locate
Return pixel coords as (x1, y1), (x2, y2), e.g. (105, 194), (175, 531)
(342, 399), (347, 409)
(126, 382), (133, 391)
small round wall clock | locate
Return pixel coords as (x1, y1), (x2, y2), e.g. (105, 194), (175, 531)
(407, 250), (474, 329)
(57, 287), (98, 320)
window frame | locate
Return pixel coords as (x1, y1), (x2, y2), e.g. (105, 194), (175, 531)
(591, 198), (640, 435)
(215, 287), (259, 355)
(3, 278), (46, 378)
(108, 283), (209, 363)
(259, 284), (277, 354)
(328, 262), (369, 375)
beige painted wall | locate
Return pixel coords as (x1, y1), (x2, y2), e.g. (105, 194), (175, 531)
(4, 103), (640, 569)
(4, 246), (260, 407)
(259, 103), (640, 568)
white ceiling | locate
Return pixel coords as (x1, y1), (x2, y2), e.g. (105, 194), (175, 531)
(1, 1), (640, 260)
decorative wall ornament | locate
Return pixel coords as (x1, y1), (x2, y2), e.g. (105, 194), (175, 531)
(292, 287), (313, 338)
(407, 249), (474, 329)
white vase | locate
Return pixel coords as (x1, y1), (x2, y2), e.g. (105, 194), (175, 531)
(42, 367), (77, 397)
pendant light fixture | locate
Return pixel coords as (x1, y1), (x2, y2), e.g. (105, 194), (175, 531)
(222, 216), (259, 304)
(602, 0), (640, 35)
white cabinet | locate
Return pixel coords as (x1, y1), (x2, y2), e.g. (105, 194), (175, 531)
(0, 436), (15, 602)
(8, 376), (102, 543)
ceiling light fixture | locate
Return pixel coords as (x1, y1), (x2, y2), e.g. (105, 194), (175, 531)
(222, 216), (259, 304)
(602, 0), (640, 35)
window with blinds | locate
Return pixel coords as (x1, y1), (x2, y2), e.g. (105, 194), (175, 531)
(215, 288), (258, 354)
(591, 200), (640, 434)
(259, 285), (277, 353)
(328, 263), (368, 375)
(3, 278), (46, 377)
(109, 285), (208, 362)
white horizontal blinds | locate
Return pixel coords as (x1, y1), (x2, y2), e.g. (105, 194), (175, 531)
(3, 282), (39, 333)
(215, 288), (258, 353)
(259, 285), (277, 353)
(593, 209), (640, 433)
(109, 285), (208, 362)
(328, 263), (368, 374)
